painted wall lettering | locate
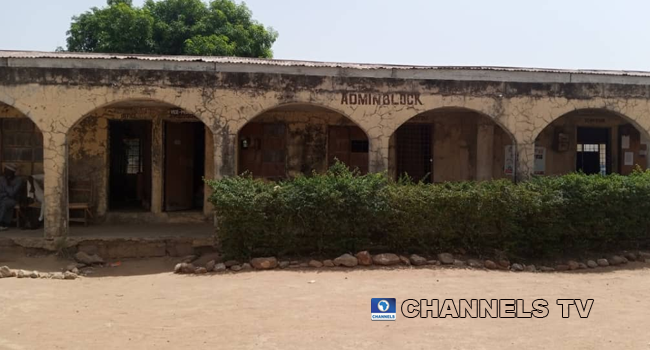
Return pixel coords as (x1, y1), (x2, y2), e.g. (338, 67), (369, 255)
(341, 93), (424, 106)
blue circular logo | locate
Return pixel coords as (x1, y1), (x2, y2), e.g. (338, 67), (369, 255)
(377, 299), (390, 312)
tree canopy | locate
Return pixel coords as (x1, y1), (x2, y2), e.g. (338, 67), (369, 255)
(65, 0), (278, 58)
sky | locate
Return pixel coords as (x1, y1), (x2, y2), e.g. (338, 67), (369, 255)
(1, 0), (650, 70)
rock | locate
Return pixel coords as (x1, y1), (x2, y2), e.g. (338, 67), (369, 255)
(205, 260), (216, 272)
(539, 266), (555, 272)
(637, 252), (650, 260)
(180, 255), (197, 263)
(437, 253), (454, 265)
(484, 260), (498, 270)
(241, 263), (253, 271)
(40, 273), (50, 279)
(224, 260), (240, 268)
(453, 259), (466, 267)
(624, 252), (637, 262)
(175, 263), (195, 274)
(409, 254), (428, 266)
(468, 259), (483, 268)
(16, 270), (26, 278)
(251, 257), (278, 270)
(0, 266), (12, 278)
(525, 265), (536, 272)
(427, 260), (441, 266)
(174, 263), (183, 274)
(279, 261), (291, 269)
(230, 265), (242, 272)
(511, 263), (524, 272)
(298, 263), (309, 268)
(556, 265), (570, 271)
(334, 254), (358, 267)
(71, 268), (79, 275)
(587, 260), (598, 268)
(193, 253), (221, 267)
(597, 259), (609, 267)
(213, 263), (226, 272)
(30, 271), (39, 278)
(51, 272), (65, 280)
(323, 260), (334, 267)
(372, 253), (401, 266)
(308, 260), (323, 268)
(63, 271), (78, 280)
(498, 259), (510, 269)
(568, 261), (580, 270)
(609, 256), (626, 266)
(577, 263), (588, 270)
(400, 255), (411, 266)
(355, 251), (372, 266)
(195, 267), (208, 274)
(74, 251), (104, 265)
(66, 263), (84, 272)
(290, 261), (300, 265)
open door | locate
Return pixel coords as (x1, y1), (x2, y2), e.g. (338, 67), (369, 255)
(165, 122), (195, 211)
(396, 124), (433, 183)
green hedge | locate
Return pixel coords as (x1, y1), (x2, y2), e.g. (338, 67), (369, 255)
(207, 163), (650, 260)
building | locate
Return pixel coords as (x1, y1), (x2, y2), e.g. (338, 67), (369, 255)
(2, 51), (650, 239)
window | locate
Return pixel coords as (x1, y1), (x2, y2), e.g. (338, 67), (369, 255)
(0, 118), (43, 174)
(124, 138), (142, 174)
(577, 143), (607, 175)
(351, 140), (369, 153)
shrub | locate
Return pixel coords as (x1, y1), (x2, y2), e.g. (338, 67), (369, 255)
(206, 163), (650, 260)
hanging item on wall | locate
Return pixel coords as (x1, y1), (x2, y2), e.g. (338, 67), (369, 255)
(504, 145), (515, 176)
(555, 131), (569, 152)
(640, 144), (648, 157)
(625, 152), (634, 166)
(621, 135), (630, 149)
(534, 147), (546, 175)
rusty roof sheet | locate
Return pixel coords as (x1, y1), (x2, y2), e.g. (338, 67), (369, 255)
(1, 50), (650, 77)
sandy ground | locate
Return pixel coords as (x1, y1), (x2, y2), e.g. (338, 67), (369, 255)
(0, 256), (649, 350)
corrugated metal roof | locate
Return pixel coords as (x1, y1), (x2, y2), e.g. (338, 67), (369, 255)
(2, 50), (650, 78)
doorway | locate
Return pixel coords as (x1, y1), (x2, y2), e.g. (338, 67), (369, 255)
(328, 125), (369, 173)
(576, 127), (610, 175)
(109, 120), (152, 211)
(396, 124), (433, 183)
(164, 121), (205, 212)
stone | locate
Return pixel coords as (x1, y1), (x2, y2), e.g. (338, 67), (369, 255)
(241, 263), (253, 271)
(0, 266), (12, 278)
(195, 267), (208, 274)
(624, 252), (637, 262)
(498, 259), (510, 269)
(230, 265), (242, 272)
(524, 265), (536, 272)
(224, 260), (240, 268)
(511, 263), (524, 272)
(323, 260), (334, 267)
(597, 259), (609, 267)
(556, 265), (570, 271)
(74, 251), (104, 265)
(298, 263), (309, 268)
(63, 271), (78, 280)
(427, 260), (441, 266)
(484, 260), (498, 270)
(539, 266), (555, 272)
(308, 260), (323, 268)
(71, 268), (79, 275)
(468, 259), (483, 268)
(577, 263), (588, 270)
(437, 253), (454, 265)
(290, 261), (300, 265)
(637, 252), (650, 260)
(193, 253), (221, 268)
(29, 271), (39, 279)
(213, 263), (226, 272)
(609, 256), (626, 266)
(453, 259), (466, 267)
(250, 257), (278, 270)
(400, 255), (411, 266)
(178, 263), (195, 274)
(180, 255), (197, 264)
(51, 273), (65, 280)
(205, 260), (216, 272)
(279, 261), (291, 269)
(567, 261), (580, 270)
(409, 254), (428, 266)
(334, 254), (358, 267)
(372, 253), (401, 266)
(16, 270), (26, 278)
(355, 251), (372, 266)
(587, 260), (598, 268)
(66, 263), (84, 272)
(174, 263), (183, 274)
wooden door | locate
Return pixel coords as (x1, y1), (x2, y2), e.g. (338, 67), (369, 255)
(328, 126), (369, 173)
(396, 124), (433, 183)
(238, 122), (286, 179)
(165, 122), (195, 211)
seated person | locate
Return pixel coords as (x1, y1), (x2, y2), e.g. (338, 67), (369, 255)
(0, 164), (25, 231)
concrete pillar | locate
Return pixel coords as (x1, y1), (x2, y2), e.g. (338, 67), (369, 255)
(203, 127), (215, 216)
(515, 141), (536, 182)
(43, 133), (68, 239)
(476, 123), (495, 180)
(369, 134), (390, 173)
(213, 128), (237, 180)
(151, 117), (163, 214)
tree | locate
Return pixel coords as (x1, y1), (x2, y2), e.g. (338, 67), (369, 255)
(65, 0), (278, 58)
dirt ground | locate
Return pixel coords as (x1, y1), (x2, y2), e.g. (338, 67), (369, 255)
(0, 256), (649, 350)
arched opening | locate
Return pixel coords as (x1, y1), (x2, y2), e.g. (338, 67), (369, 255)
(534, 109), (650, 176)
(389, 108), (515, 182)
(0, 102), (44, 231)
(237, 104), (369, 179)
(68, 99), (214, 225)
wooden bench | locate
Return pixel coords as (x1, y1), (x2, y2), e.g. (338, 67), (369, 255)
(69, 181), (94, 226)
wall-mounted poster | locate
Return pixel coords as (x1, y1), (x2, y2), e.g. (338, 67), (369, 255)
(504, 145), (515, 176)
(534, 147), (546, 175)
